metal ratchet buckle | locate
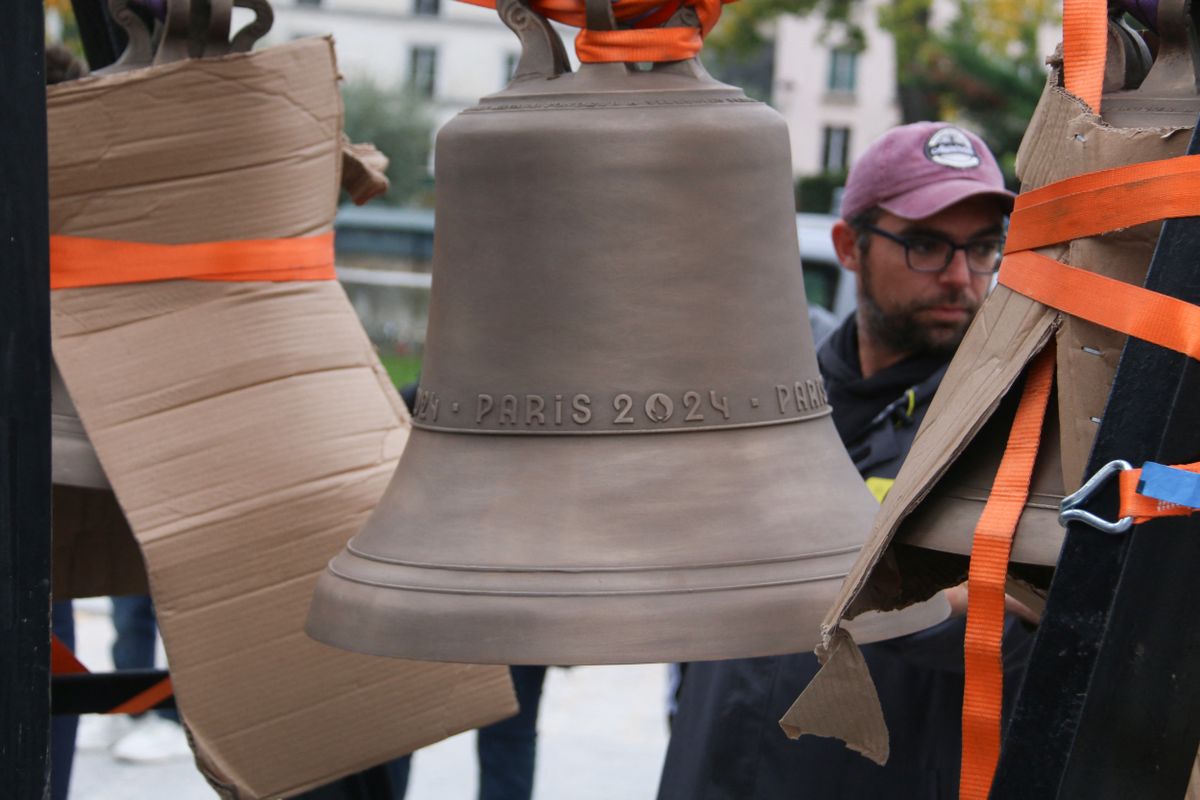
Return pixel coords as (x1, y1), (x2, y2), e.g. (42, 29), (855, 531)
(1059, 460), (1136, 534)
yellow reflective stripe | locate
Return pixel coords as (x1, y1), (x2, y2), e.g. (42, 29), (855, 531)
(865, 476), (895, 503)
(905, 389), (916, 418)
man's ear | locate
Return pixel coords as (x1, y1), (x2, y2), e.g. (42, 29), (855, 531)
(832, 220), (862, 274)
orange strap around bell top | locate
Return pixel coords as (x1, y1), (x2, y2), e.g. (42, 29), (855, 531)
(1062, 0), (1107, 113)
(52, 634), (175, 715)
(959, 346), (1056, 800)
(457, 0), (730, 62)
(575, 26), (704, 62)
(50, 231), (336, 290)
(1119, 463), (1200, 523)
(1004, 155), (1200, 253)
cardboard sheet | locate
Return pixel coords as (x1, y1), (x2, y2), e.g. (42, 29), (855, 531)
(48, 38), (515, 798)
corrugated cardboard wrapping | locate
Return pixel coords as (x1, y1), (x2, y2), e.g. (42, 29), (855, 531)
(781, 50), (1193, 756)
(48, 38), (515, 798)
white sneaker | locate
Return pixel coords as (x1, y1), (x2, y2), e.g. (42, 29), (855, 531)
(111, 715), (192, 764)
(75, 714), (136, 752)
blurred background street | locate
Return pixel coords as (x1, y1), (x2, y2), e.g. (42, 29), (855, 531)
(67, 598), (670, 800)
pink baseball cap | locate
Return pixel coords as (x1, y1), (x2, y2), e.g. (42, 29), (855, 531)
(839, 122), (1015, 221)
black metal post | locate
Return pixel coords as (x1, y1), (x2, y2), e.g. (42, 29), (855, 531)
(992, 123), (1200, 799)
(52, 671), (176, 715)
(70, 0), (124, 71)
(0, 2), (52, 797)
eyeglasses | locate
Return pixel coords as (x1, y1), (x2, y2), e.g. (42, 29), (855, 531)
(858, 224), (1005, 275)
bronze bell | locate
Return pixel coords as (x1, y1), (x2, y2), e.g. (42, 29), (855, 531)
(901, 388), (1065, 570)
(306, 0), (893, 665)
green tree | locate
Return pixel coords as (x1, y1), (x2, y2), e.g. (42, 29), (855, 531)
(341, 77), (435, 207)
(708, 0), (1058, 184)
(916, 0), (1056, 183)
(45, 0), (86, 58)
(707, 0), (943, 123)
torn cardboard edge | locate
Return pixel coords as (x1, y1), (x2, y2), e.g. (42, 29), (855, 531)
(825, 297), (1059, 633)
(779, 629), (888, 765)
(341, 136), (391, 205)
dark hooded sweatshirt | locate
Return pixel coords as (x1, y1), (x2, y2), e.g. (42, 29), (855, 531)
(657, 314), (1032, 800)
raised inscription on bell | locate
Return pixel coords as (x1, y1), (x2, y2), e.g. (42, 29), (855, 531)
(645, 393), (674, 423)
(775, 380), (826, 414)
(413, 388), (440, 422)
(412, 380), (828, 432)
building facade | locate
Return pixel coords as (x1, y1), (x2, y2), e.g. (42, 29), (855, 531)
(267, 0), (897, 184)
(265, 0), (1056, 206)
(771, 0), (1059, 186)
(771, 0), (901, 181)
(266, 0), (575, 130)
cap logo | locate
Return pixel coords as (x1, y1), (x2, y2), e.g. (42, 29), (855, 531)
(924, 127), (980, 169)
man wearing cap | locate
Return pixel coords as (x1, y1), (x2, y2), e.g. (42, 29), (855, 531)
(657, 122), (1034, 799)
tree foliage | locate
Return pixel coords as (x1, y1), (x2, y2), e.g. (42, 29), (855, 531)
(708, 0), (863, 54)
(707, 0), (1059, 185)
(917, 0), (1056, 183)
(341, 76), (435, 207)
(45, 0), (86, 60)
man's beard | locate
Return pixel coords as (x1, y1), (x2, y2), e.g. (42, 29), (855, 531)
(858, 258), (979, 359)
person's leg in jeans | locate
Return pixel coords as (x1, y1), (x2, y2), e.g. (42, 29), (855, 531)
(112, 594), (178, 722)
(385, 754), (412, 799)
(50, 600), (78, 800)
(293, 757), (410, 799)
(476, 665), (548, 800)
(112, 594), (156, 670)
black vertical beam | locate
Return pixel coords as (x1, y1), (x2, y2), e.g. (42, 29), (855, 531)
(992, 123), (1200, 799)
(0, 2), (51, 798)
(70, 0), (124, 71)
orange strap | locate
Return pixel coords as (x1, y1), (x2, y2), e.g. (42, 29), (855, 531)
(1005, 155), (1200, 253)
(457, 0), (731, 62)
(999, 155), (1200, 360)
(1062, 0), (1107, 113)
(575, 26), (705, 62)
(968, 148), (1200, 798)
(999, 251), (1200, 362)
(962, 78), (1199, 791)
(50, 231), (336, 290)
(960, 346), (1056, 800)
(52, 634), (175, 716)
(52, 634), (89, 675)
(109, 677), (178, 716)
(1120, 463), (1200, 523)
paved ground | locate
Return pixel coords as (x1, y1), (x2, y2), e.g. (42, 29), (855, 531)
(67, 600), (670, 800)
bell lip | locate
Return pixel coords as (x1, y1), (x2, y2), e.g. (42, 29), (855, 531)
(305, 563), (920, 665)
(842, 591), (953, 644)
(903, 499), (1064, 567)
(303, 416), (907, 664)
(326, 547), (859, 595)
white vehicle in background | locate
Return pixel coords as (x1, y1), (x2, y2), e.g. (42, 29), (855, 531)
(796, 212), (855, 343)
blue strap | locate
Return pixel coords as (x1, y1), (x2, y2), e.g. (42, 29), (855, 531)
(1136, 462), (1200, 510)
